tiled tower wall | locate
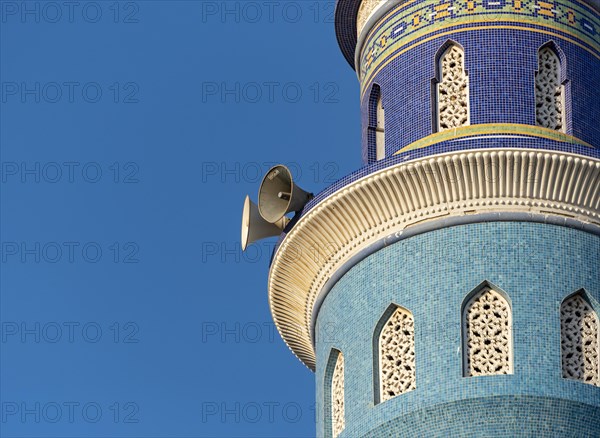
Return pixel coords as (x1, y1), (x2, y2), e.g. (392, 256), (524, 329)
(358, 0), (600, 163)
(315, 222), (600, 437)
(307, 1), (600, 436)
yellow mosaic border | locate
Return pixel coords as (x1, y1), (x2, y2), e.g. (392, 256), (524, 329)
(394, 124), (594, 154)
(361, 0), (600, 62)
(358, 0), (600, 97)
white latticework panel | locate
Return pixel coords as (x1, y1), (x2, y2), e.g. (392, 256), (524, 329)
(332, 353), (345, 438)
(437, 45), (470, 131)
(535, 47), (564, 131)
(561, 294), (599, 386)
(379, 307), (416, 401)
(464, 288), (512, 376)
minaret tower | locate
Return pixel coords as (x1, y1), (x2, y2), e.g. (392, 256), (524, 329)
(255, 0), (600, 436)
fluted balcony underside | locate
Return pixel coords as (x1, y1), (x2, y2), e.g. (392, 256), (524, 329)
(268, 148), (600, 369)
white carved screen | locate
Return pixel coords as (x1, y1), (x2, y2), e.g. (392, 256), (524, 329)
(332, 352), (345, 437)
(463, 288), (512, 376)
(437, 44), (470, 131)
(379, 307), (416, 401)
(535, 46), (565, 131)
(561, 294), (599, 386)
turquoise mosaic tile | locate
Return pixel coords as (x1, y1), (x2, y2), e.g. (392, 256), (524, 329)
(315, 222), (600, 437)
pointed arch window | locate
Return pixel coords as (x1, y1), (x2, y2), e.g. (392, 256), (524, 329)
(436, 43), (470, 132)
(368, 84), (385, 163)
(535, 44), (566, 132)
(462, 286), (513, 377)
(561, 292), (599, 386)
(375, 305), (416, 403)
(325, 350), (345, 438)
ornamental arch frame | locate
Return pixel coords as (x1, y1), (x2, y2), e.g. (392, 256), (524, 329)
(461, 280), (514, 377)
(432, 39), (470, 133)
(559, 288), (600, 386)
(535, 40), (572, 134)
(372, 303), (417, 404)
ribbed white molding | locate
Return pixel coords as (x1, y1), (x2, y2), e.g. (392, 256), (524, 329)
(268, 149), (600, 369)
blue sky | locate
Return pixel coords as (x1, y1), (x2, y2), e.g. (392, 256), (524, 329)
(0, 1), (361, 436)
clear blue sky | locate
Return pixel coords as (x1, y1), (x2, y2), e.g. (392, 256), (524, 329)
(0, 1), (361, 437)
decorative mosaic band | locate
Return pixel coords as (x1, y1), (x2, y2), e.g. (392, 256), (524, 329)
(359, 0), (600, 93)
(395, 123), (594, 154)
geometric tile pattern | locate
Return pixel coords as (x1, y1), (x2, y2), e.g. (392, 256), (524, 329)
(359, 0), (600, 88)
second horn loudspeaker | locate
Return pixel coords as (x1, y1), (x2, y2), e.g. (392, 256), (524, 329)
(241, 195), (289, 251)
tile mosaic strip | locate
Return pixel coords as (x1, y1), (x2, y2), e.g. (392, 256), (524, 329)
(359, 0), (600, 91)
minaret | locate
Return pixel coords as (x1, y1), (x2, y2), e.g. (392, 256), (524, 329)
(254, 0), (600, 436)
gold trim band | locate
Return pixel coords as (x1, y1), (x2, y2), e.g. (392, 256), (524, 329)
(395, 124), (594, 154)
